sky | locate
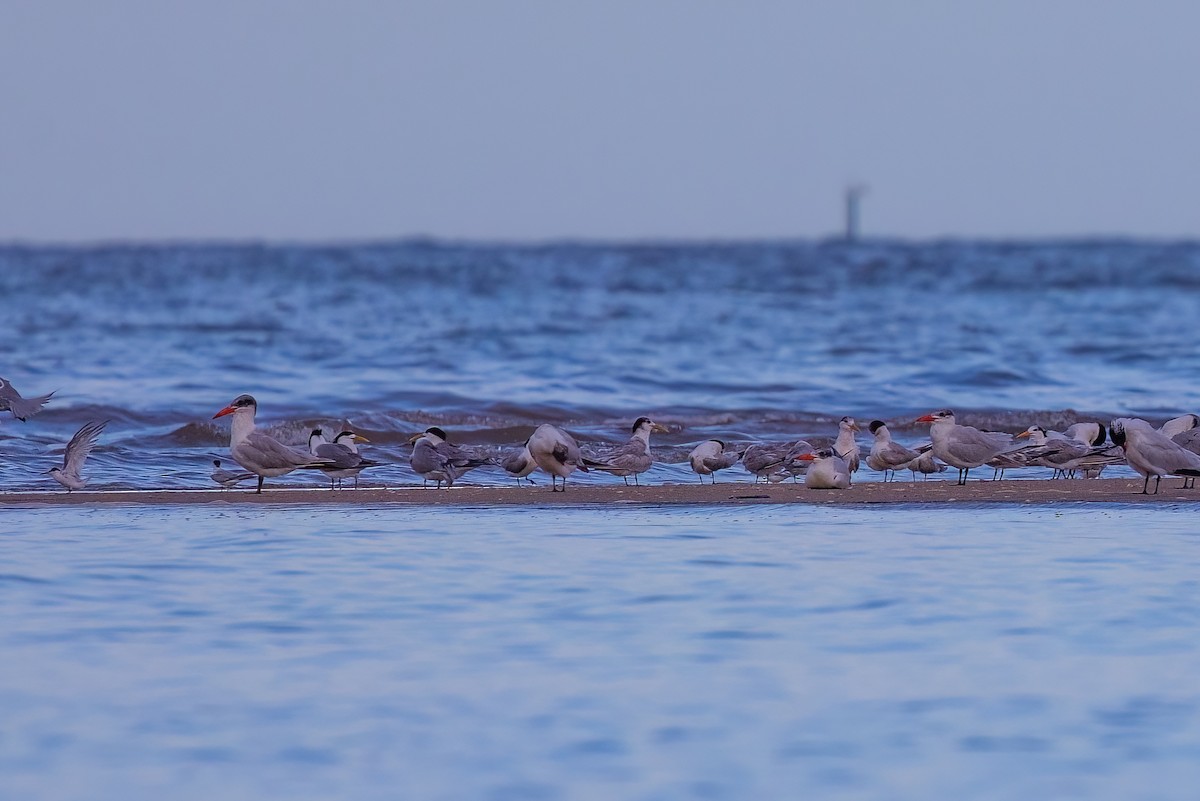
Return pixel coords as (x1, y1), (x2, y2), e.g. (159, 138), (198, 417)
(1, 1), (1198, 242)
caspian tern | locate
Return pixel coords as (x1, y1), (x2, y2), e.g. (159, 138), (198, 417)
(212, 394), (331, 493)
(916, 409), (1017, 485)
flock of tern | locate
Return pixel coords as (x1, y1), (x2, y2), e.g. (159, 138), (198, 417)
(5, 375), (1200, 495)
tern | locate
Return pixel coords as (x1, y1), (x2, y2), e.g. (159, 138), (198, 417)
(688, 440), (741, 484)
(0, 376), (54, 422)
(501, 439), (539, 485)
(865, 421), (920, 482)
(1172, 428), (1200, 488)
(792, 448), (852, 489)
(212, 394), (332, 493)
(1110, 417), (1200, 494)
(743, 440), (812, 483)
(408, 427), (491, 488)
(527, 423), (589, 491)
(1159, 414), (1200, 440)
(583, 417), (669, 486)
(833, 417), (862, 474)
(916, 409), (1017, 485)
(48, 420), (107, 492)
(210, 458), (255, 489)
(907, 448), (948, 481)
(309, 428), (378, 489)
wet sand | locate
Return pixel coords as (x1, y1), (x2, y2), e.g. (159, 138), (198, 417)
(3, 477), (1197, 507)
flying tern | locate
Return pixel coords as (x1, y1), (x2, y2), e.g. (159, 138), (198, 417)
(0, 376), (54, 422)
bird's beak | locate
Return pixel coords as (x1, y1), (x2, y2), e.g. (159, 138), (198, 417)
(850, 422), (861, 431)
(407, 433), (422, 444)
(914, 414), (936, 423)
(1015, 431), (1029, 439)
(213, 405), (236, 419)
(794, 453), (816, 462)
(652, 423), (670, 434)
(355, 434), (371, 443)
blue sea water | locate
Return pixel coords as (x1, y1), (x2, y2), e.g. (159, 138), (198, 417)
(3, 239), (1200, 799)
(3, 503), (1200, 800)
(0, 239), (1198, 488)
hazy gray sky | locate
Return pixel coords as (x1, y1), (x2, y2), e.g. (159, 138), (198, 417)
(2, 1), (1198, 242)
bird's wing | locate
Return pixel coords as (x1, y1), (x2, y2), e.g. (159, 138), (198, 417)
(62, 420), (106, 475)
(314, 442), (363, 469)
(0, 383), (54, 421)
(243, 431), (329, 468)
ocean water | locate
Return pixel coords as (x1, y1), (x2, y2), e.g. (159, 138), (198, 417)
(1, 239), (1198, 488)
(3, 502), (1200, 800)
(3, 240), (1200, 800)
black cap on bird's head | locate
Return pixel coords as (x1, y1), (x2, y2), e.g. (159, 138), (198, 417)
(310, 428), (324, 439)
(427, 427), (449, 441)
(1093, 424), (1107, 446)
(632, 417), (652, 434)
(868, 420), (886, 434)
(213, 459), (222, 468)
(213, 394), (258, 419)
(713, 439), (726, 448)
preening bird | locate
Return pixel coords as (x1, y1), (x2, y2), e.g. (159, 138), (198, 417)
(688, 440), (741, 484)
(527, 423), (589, 491)
(1110, 417), (1200, 494)
(833, 416), (862, 473)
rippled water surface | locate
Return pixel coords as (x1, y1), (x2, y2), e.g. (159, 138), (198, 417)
(1, 240), (1198, 489)
(3, 503), (1199, 800)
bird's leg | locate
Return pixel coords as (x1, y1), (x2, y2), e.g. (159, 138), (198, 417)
(1142, 476), (1150, 494)
(1154, 475), (1161, 495)
(634, 474), (640, 487)
(256, 475), (264, 494)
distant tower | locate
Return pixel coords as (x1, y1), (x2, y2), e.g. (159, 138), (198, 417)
(844, 184), (868, 242)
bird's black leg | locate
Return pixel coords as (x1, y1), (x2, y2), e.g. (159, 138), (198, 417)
(1142, 476), (1150, 494)
(256, 475), (264, 494)
(1154, 475), (1161, 495)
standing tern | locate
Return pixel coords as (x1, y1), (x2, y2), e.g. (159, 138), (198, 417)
(582, 417), (669, 486)
(916, 409), (1017, 485)
(833, 417), (862, 474)
(688, 440), (741, 484)
(212, 394), (332, 493)
(210, 459), (255, 489)
(527, 423), (589, 491)
(865, 421), (920, 482)
(48, 420), (107, 492)
(743, 440), (812, 483)
(907, 448), (948, 481)
(1110, 418), (1200, 494)
(0, 376), (54, 422)
(501, 439), (538, 485)
(793, 448), (852, 489)
(408, 427), (492, 488)
(309, 428), (378, 489)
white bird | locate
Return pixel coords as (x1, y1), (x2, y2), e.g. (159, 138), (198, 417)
(688, 440), (741, 484)
(309, 428), (378, 489)
(0, 376), (54, 422)
(210, 458), (255, 489)
(212, 394), (331, 493)
(48, 420), (107, 492)
(408, 427), (492, 488)
(1159, 414), (1200, 440)
(865, 421), (920, 481)
(793, 448), (852, 489)
(527, 423), (589, 491)
(915, 409), (1017, 485)
(833, 416), (862, 473)
(501, 439), (538, 485)
(583, 417), (669, 486)
(1110, 417), (1200, 494)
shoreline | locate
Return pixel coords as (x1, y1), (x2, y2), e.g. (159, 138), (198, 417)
(3, 477), (1197, 508)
